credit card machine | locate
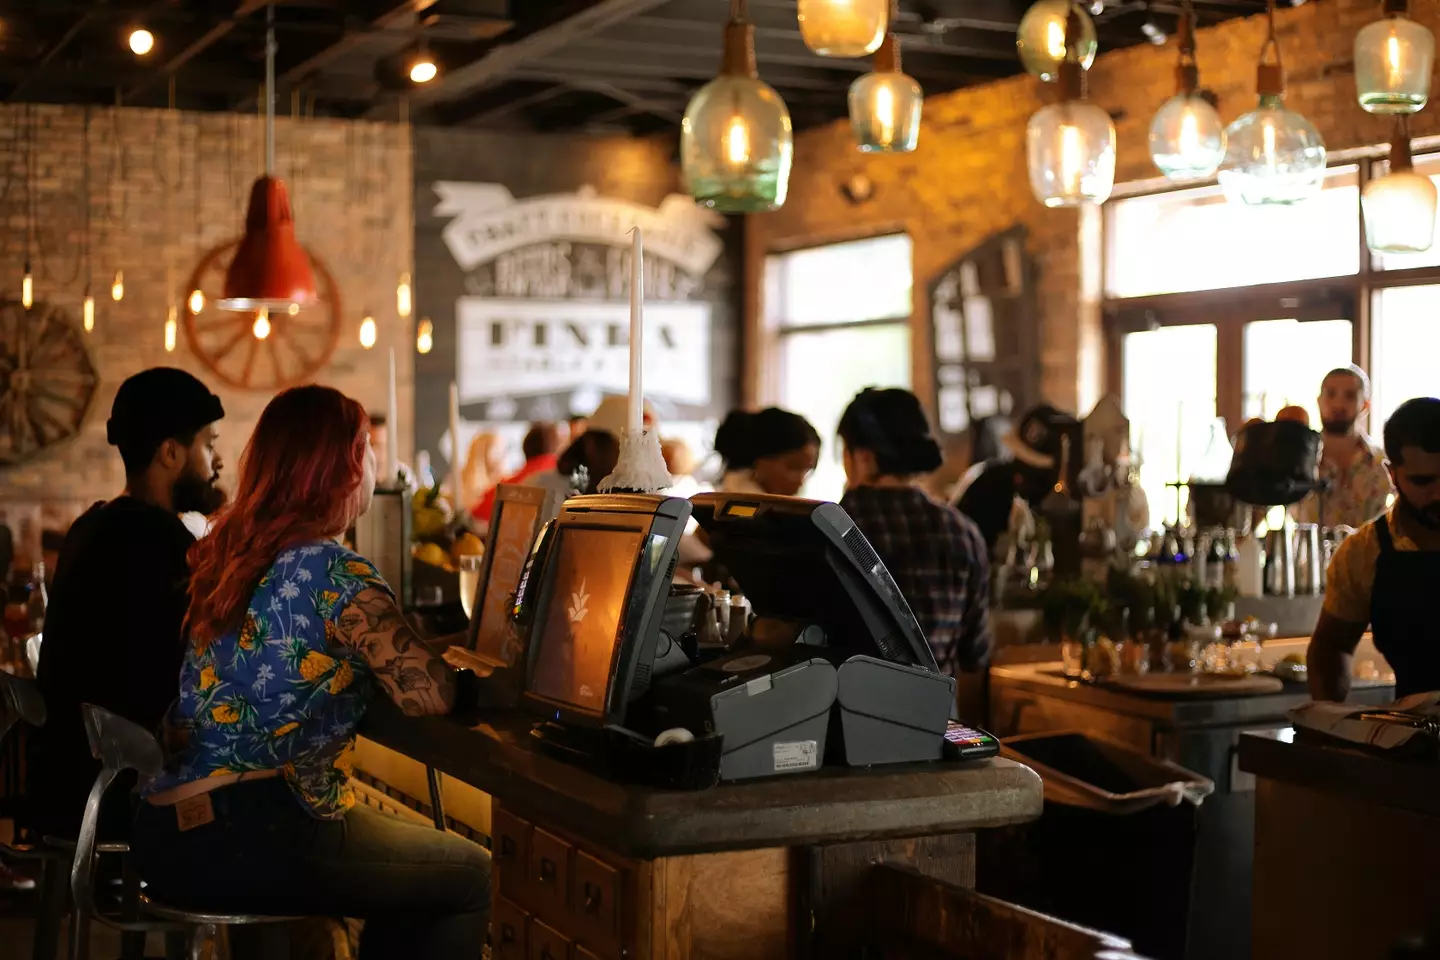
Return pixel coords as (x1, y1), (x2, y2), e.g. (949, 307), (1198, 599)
(942, 720), (1001, 760)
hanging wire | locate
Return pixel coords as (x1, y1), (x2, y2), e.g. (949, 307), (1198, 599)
(1263, 0), (1282, 69)
(82, 107), (91, 290)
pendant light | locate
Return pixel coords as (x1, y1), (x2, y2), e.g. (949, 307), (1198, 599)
(396, 271), (412, 319)
(21, 105), (34, 310)
(1355, 0), (1433, 113)
(164, 305), (178, 352)
(111, 270), (124, 301)
(1217, 0), (1325, 206)
(416, 317), (434, 355)
(1148, 3), (1226, 181)
(359, 311), (377, 349)
(1026, 8), (1115, 208)
(80, 107), (95, 332)
(218, 4), (316, 312)
(848, 15), (922, 154)
(1017, 0), (1097, 83)
(1363, 117), (1437, 254)
(252, 307), (271, 340)
(188, 144), (205, 315)
(681, 0), (794, 213)
(797, 0), (888, 57)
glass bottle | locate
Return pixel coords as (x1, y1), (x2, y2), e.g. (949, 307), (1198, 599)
(798, 0), (889, 57)
(1363, 122), (1437, 255)
(1027, 99), (1116, 208)
(26, 561), (46, 634)
(1354, 1), (1434, 114)
(1218, 91), (1327, 206)
(1150, 92), (1226, 182)
(1206, 532), (1227, 591)
(1165, 604), (1199, 673)
(1222, 529), (1240, 590)
(848, 36), (923, 154)
(1016, 0), (1096, 82)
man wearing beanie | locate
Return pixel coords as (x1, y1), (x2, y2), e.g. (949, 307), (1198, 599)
(29, 367), (225, 842)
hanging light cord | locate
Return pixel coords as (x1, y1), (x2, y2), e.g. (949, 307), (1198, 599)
(1263, 0), (1282, 70)
(265, 3), (276, 177)
(730, 0), (747, 21)
(82, 107), (91, 289)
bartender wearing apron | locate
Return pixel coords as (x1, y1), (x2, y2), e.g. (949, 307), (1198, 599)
(1309, 397), (1440, 701)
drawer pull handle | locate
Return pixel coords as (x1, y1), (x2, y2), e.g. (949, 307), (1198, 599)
(539, 857), (557, 884)
(584, 881), (603, 912)
(499, 923), (516, 944)
(499, 836), (516, 858)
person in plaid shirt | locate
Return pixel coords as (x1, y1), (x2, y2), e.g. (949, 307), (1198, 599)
(838, 388), (991, 675)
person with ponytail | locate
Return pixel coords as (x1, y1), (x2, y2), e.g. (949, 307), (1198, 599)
(838, 388), (992, 676)
(133, 386), (488, 959)
(713, 407), (820, 497)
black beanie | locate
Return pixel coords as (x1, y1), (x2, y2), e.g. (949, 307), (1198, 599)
(107, 367), (225, 452)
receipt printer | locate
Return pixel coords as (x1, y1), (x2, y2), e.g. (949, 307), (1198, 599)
(828, 656), (955, 766)
(651, 647), (837, 782)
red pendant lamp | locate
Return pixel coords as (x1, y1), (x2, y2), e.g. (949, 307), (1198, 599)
(217, 4), (316, 312)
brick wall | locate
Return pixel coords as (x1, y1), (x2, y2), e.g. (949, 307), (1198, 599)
(0, 104), (412, 560)
(749, 0), (1427, 416)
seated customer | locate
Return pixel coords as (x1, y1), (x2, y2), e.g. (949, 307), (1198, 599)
(32, 367), (225, 841)
(133, 386), (488, 959)
(713, 407), (820, 497)
(838, 388), (992, 675)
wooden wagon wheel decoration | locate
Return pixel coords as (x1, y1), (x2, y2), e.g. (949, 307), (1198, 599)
(0, 300), (100, 466)
(183, 239), (343, 392)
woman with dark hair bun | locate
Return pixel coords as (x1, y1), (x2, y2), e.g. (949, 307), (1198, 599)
(838, 388), (992, 676)
(713, 407), (820, 497)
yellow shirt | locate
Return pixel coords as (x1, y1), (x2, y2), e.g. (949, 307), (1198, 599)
(1323, 506), (1421, 624)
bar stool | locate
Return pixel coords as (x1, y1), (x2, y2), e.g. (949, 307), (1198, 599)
(71, 704), (287, 960)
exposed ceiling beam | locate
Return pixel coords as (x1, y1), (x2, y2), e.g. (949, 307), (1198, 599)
(122, 0), (271, 103)
(401, 0), (675, 110)
(520, 55), (846, 91)
(446, 82), (573, 126)
(570, 79), (683, 124)
(5, 1), (106, 104)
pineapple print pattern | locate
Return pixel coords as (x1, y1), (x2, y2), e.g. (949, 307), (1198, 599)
(144, 542), (391, 819)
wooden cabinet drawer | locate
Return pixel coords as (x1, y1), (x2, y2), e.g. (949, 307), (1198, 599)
(573, 850), (621, 941)
(530, 828), (572, 914)
(492, 898), (529, 960)
(493, 807), (532, 892)
(528, 918), (571, 960)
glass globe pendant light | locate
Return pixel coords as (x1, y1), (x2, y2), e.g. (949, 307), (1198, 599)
(1017, 0), (1096, 82)
(681, 0), (794, 213)
(1363, 117), (1437, 254)
(1026, 8), (1115, 208)
(1217, 0), (1325, 206)
(797, 0), (888, 57)
(1148, 3), (1226, 181)
(848, 23), (922, 153)
(1355, 0), (1433, 113)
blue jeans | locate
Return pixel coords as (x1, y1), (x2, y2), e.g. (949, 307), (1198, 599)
(132, 778), (490, 960)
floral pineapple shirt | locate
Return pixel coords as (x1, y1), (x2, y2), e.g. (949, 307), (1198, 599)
(144, 541), (390, 819)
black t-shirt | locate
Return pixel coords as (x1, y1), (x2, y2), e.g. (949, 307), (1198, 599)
(29, 497), (194, 839)
(956, 460), (1020, 558)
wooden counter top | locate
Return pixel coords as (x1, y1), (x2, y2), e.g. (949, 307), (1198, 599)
(359, 701), (1043, 859)
(1238, 730), (1440, 820)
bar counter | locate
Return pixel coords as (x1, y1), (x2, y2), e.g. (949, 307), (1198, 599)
(1240, 732), (1440, 960)
(358, 700), (1043, 959)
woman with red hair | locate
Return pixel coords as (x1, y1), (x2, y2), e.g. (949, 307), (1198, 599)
(132, 385), (488, 959)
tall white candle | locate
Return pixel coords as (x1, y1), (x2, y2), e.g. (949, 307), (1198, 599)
(628, 226), (644, 434)
(449, 381), (463, 511)
(385, 348), (399, 486)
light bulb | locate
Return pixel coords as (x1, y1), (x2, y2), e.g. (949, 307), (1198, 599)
(82, 292), (94, 332)
(1364, 168), (1438, 253)
(1218, 96), (1326, 206)
(164, 308), (177, 353)
(1017, 0), (1097, 82)
(21, 262), (32, 309)
(359, 315), (377, 349)
(252, 307), (271, 340)
(409, 58), (438, 84)
(128, 28), (154, 56)
(188, 288), (205, 314)
(1149, 93), (1226, 181)
(1355, 13), (1434, 113)
(1047, 18), (1067, 61)
(397, 272), (412, 319)
(724, 115), (751, 171)
(1026, 99), (1116, 207)
(797, 0), (889, 57)
(111, 270), (124, 301)
(287, 302), (300, 316)
(416, 317), (434, 355)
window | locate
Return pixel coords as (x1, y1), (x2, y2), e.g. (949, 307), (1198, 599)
(1242, 318), (1354, 425)
(765, 234), (913, 501)
(1105, 168), (1360, 298)
(1371, 285), (1440, 431)
(1123, 325), (1218, 527)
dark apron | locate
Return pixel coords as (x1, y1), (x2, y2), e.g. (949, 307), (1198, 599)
(1368, 516), (1440, 699)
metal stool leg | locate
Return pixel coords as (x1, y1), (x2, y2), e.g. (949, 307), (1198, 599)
(425, 766), (446, 832)
(119, 854), (144, 960)
(66, 896), (91, 960)
(33, 856), (66, 960)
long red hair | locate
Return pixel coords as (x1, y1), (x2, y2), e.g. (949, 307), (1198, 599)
(188, 385), (370, 651)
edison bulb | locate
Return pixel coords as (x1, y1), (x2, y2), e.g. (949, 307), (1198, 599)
(111, 270), (124, 302)
(128, 28), (154, 56)
(1149, 92), (1227, 181)
(188, 288), (205, 314)
(1027, 99), (1116, 207)
(397, 272), (412, 319)
(409, 58), (438, 84)
(1355, 15), (1434, 113)
(1218, 97), (1326, 205)
(21, 262), (32, 309)
(287, 302), (300, 316)
(82, 293), (94, 332)
(164, 310), (177, 352)
(1017, 0), (1097, 82)
(359, 315), (377, 349)
(1364, 167), (1438, 253)
(681, 75), (793, 212)
(252, 307), (271, 340)
(849, 70), (923, 153)
(797, 0), (889, 57)
(416, 317), (434, 355)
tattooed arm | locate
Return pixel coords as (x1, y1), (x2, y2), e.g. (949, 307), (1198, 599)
(334, 587), (457, 716)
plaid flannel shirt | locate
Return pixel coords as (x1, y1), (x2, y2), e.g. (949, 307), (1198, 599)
(840, 486), (992, 675)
